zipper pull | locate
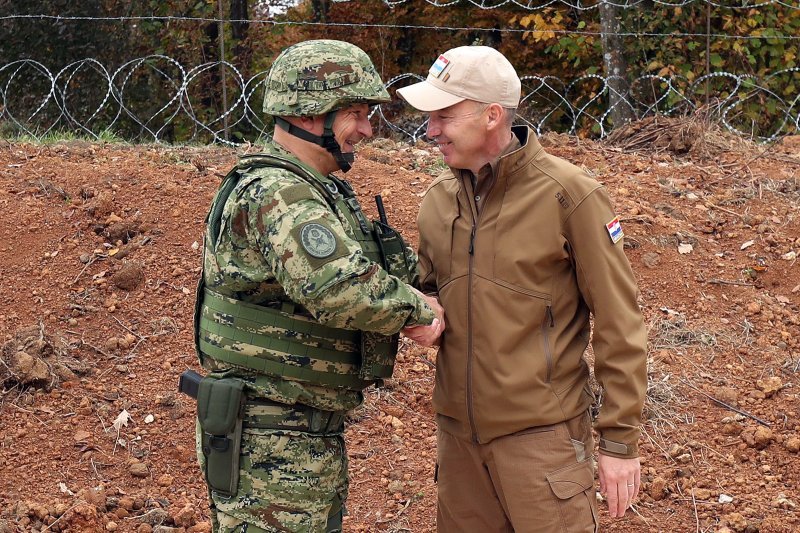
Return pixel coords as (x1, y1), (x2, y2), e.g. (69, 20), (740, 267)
(469, 226), (476, 255)
(546, 305), (555, 327)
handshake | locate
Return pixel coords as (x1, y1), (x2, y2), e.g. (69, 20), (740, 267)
(401, 287), (445, 347)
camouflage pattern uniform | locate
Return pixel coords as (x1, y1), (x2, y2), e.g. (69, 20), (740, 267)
(194, 40), (435, 532)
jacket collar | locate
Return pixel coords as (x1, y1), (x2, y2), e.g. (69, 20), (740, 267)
(450, 126), (543, 187)
(496, 126), (542, 177)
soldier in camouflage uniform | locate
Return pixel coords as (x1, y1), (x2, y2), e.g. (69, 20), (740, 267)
(193, 40), (445, 532)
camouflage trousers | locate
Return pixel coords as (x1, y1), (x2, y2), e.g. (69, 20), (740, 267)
(196, 422), (348, 532)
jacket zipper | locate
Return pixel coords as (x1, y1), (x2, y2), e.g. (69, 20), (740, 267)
(542, 305), (555, 383)
(466, 220), (478, 442)
(465, 176), (484, 443)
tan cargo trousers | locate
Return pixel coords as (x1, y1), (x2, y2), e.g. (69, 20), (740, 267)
(436, 412), (598, 533)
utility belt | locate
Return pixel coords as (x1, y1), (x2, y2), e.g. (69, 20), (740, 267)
(179, 369), (346, 498)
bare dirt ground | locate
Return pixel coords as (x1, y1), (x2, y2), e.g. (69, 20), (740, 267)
(0, 121), (799, 532)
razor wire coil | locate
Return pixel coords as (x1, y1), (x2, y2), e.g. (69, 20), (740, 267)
(1, 58), (798, 144)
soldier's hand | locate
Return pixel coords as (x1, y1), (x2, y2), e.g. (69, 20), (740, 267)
(403, 290), (445, 347)
(402, 318), (444, 347)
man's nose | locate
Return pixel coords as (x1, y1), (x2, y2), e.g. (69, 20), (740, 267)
(358, 117), (373, 138)
(425, 118), (440, 140)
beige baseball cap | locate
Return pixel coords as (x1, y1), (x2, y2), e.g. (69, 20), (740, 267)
(397, 46), (521, 112)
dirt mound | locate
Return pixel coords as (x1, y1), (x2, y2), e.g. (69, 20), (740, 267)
(605, 112), (754, 159)
(0, 325), (88, 390)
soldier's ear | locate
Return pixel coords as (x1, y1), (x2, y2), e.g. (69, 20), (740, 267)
(297, 115), (317, 130)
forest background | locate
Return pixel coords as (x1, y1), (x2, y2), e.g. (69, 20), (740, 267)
(0, 0), (798, 142)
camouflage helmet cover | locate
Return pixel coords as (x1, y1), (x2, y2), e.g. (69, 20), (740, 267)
(263, 40), (391, 117)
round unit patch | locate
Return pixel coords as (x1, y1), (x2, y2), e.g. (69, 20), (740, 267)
(300, 223), (337, 258)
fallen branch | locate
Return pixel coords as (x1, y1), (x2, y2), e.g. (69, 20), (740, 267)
(704, 202), (745, 219)
(680, 379), (770, 427)
(704, 278), (755, 287)
(71, 256), (97, 285)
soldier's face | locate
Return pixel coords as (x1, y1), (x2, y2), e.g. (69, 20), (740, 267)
(330, 103), (373, 154)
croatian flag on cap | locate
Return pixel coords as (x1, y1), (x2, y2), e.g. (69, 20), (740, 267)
(606, 216), (624, 244)
(429, 55), (449, 78)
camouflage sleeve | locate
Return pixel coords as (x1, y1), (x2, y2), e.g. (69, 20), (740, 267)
(244, 172), (435, 334)
(405, 245), (421, 289)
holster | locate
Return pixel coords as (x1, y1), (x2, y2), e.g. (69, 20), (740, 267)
(196, 377), (246, 499)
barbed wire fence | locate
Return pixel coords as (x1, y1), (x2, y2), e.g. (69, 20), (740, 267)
(1, 12), (799, 145)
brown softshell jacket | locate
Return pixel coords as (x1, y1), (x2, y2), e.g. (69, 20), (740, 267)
(417, 126), (648, 458)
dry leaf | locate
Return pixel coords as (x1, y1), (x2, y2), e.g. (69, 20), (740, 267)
(740, 240), (755, 250)
(59, 482), (74, 496)
(776, 295), (790, 304)
(108, 248), (119, 256)
(112, 409), (132, 432)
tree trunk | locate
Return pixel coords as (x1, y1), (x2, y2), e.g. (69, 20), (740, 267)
(311, 0), (330, 22)
(598, 2), (635, 128)
(230, 0), (250, 67)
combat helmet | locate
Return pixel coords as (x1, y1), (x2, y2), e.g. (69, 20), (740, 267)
(264, 40), (390, 172)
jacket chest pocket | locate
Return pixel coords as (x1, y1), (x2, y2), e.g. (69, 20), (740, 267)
(420, 202), (464, 291)
(491, 199), (567, 296)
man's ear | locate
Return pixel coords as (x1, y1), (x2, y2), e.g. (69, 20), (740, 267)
(485, 103), (504, 130)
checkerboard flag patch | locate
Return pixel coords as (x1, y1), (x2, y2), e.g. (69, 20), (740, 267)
(606, 216), (624, 244)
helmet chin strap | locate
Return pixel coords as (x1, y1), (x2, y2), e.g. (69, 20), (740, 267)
(275, 112), (354, 173)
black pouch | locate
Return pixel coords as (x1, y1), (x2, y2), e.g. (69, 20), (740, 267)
(197, 377), (245, 498)
(373, 220), (412, 281)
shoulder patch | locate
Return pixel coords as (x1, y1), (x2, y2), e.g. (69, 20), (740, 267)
(299, 222), (337, 258)
(279, 183), (317, 205)
(605, 216), (624, 244)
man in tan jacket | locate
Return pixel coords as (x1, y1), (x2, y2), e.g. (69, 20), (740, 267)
(399, 46), (648, 532)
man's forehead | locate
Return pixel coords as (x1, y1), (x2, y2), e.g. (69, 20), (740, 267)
(434, 99), (480, 114)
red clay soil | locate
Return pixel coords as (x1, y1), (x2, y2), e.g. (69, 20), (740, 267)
(0, 127), (798, 532)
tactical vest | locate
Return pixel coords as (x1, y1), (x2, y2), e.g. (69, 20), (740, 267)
(194, 152), (414, 391)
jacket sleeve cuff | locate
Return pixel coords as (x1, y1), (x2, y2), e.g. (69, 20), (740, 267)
(404, 295), (435, 327)
(598, 437), (639, 459)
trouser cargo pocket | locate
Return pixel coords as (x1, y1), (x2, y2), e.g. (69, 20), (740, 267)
(546, 459), (599, 533)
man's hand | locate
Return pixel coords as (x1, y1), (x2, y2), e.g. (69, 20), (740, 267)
(598, 455), (640, 518)
(402, 290), (445, 347)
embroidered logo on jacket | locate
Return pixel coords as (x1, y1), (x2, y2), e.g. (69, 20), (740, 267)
(605, 216), (624, 244)
(555, 191), (571, 209)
